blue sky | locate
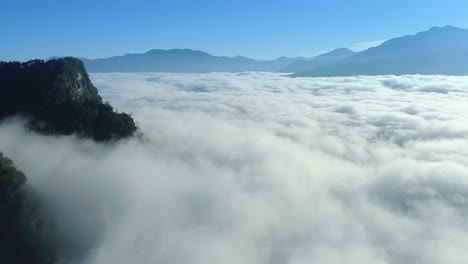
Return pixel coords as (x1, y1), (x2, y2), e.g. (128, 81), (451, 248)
(2, 0), (468, 61)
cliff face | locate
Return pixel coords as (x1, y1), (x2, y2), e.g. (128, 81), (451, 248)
(0, 57), (136, 141)
(42, 58), (101, 104)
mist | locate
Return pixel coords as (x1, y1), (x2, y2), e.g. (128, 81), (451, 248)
(2, 72), (468, 263)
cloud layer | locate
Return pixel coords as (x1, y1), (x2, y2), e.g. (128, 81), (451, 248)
(2, 72), (468, 263)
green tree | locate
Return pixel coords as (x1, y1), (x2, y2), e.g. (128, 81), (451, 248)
(0, 152), (55, 264)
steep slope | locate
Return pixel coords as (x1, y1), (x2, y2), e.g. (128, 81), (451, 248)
(294, 52), (468, 77)
(0, 57), (136, 141)
(350, 25), (468, 62)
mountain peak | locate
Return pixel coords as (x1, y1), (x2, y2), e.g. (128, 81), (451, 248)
(145, 49), (209, 55)
(332, 48), (354, 52)
(428, 25), (460, 31)
(313, 48), (356, 60)
(294, 25), (468, 77)
(0, 57), (137, 141)
(418, 25), (466, 37)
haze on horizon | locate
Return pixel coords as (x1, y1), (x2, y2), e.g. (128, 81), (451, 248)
(2, 0), (468, 61)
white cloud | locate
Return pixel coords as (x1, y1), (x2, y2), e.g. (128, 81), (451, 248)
(2, 73), (468, 263)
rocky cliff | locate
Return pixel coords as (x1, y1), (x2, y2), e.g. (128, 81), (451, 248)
(0, 57), (136, 141)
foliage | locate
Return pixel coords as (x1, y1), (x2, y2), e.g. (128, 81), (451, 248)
(0, 57), (137, 141)
(0, 152), (56, 263)
(0, 152), (26, 198)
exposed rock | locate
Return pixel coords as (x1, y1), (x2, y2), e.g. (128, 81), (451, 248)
(0, 57), (136, 141)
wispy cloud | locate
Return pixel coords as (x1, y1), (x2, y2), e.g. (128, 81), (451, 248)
(349, 40), (386, 51)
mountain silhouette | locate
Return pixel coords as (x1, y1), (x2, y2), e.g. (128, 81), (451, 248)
(283, 48), (356, 72)
(80, 26), (468, 76)
(295, 25), (468, 76)
(82, 49), (307, 73)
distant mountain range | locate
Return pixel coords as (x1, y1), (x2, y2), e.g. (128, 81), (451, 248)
(294, 25), (468, 77)
(80, 25), (468, 76)
(283, 48), (356, 73)
(81, 49), (310, 73)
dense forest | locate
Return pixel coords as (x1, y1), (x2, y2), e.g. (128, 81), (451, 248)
(0, 57), (139, 263)
(0, 152), (57, 263)
(0, 57), (136, 141)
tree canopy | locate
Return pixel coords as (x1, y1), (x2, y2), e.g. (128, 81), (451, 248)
(0, 57), (137, 141)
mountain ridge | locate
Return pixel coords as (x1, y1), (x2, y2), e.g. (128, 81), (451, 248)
(283, 48), (357, 73)
(294, 25), (468, 76)
(81, 49), (310, 73)
(73, 25), (468, 76)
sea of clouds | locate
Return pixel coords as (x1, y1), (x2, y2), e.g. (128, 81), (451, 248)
(1, 72), (468, 263)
